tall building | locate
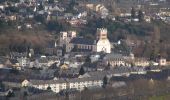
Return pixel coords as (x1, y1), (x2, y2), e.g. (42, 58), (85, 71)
(96, 28), (111, 53)
(59, 31), (77, 47)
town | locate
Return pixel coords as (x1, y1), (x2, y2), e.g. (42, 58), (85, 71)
(0, 0), (170, 100)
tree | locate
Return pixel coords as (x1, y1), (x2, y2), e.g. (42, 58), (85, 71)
(47, 86), (51, 91)
(46, 21), (60, 32)
(38, 3), (44, 10)
(0, 82), (5, 91)
(48, 0), (54, 4)
(23, 91), (28, 100)
(5, 6), (19, 13)
(138, 10), (144, 22)
(131, 7), (136, 19)
(85, 56), (91, 63)
(9, 0), (20, 3)
(71, 45), (78, 52)
(79, 66), (85, 75)
(105, 62), (111, 70)
(65, 0), (78, 14)
(6, 90), (15, 98)
(131, 62), (134, 67)
(34, 14), (45, 23)
(102, 76), (108, 88)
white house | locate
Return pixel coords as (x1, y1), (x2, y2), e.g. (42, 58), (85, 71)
(68, 78), (103, 91)
(22, 79), (67, 93)
(104, 53), (129, 67)
(17, 57), (30, 67)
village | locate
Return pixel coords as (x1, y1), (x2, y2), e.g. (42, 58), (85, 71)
(1, 0), (170, 100)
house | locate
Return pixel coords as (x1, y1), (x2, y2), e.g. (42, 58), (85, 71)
(111, 81), (126, 88)
(10, 52), (27, 59)
(22, 79), (67, 93)
(60, 64), (69, 70)
(68, 77), (103, 91)
(0, 5), (4, 10)
(134, 58), (150, 67)
(22, 79), (30, 87)
(58, 68), (80, 77)
(104, 53), (129, 67)
(4, 59), (12, 67)
(0, 58), (6, 68)
(44, 40), (63, 56)
(36, 57), (48, 68)
(47, 56), (60, 67)
(25, 23), (32, 29)
(156, 57), (167, 66)
(144, 16), (151, 23)
(17, 57), (30, 67)
(7, 15), (17, 21)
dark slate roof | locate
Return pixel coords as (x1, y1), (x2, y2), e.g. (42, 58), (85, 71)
(70, 37), (94, 45)
(104, 53), (124, 60)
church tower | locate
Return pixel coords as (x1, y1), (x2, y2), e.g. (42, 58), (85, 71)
(96, 28), (108, 40)
(96, 28), (111, 53)
(59, 31), (77, 53)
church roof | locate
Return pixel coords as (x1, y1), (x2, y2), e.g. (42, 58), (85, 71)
(70, 37), (94, 45)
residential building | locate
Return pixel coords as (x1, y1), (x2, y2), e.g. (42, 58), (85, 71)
(134, 58), (150, 67)
(157, 57), (167, 66)
(104, 53), (130, 67)
(22, 77), (103, 93)
(22, 79), (66, 93)
(17, 57), (30, 67)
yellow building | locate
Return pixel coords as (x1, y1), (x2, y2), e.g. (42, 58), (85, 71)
(134, 58), (149, 67)
(60, 64), (69, 70)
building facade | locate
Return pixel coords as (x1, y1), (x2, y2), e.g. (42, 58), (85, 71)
(22, 77), (103, 93)
(59, 28), (111, 53)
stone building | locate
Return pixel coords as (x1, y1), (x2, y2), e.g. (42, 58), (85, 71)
(59, 28), (111, 53)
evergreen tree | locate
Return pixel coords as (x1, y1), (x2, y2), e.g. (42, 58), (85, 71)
(79, 66), (85, 75)
(85, 56), (91, 63)
(48, 0), (54, 4)
(138, 10), (144, 22)
(23, 91), (28, 100)
(71, 45), (78, 52)
(7, 90), (15, 97)
(105, 62), (111, 70)
(47, 86), (51, 91)
(102, 75), (108, 88)
(38, 3), (44, 10)
(131, 7), (136, 19)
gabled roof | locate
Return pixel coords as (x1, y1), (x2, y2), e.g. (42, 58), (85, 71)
(104, 53), (124, 60)
(29, 79), (66, 85)
(70, 37), (94, 45)
(38, 58), (48, 63)
(78, 73), (91, 78)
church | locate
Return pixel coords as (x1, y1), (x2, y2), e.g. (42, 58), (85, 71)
(59, 28), (111, 53)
